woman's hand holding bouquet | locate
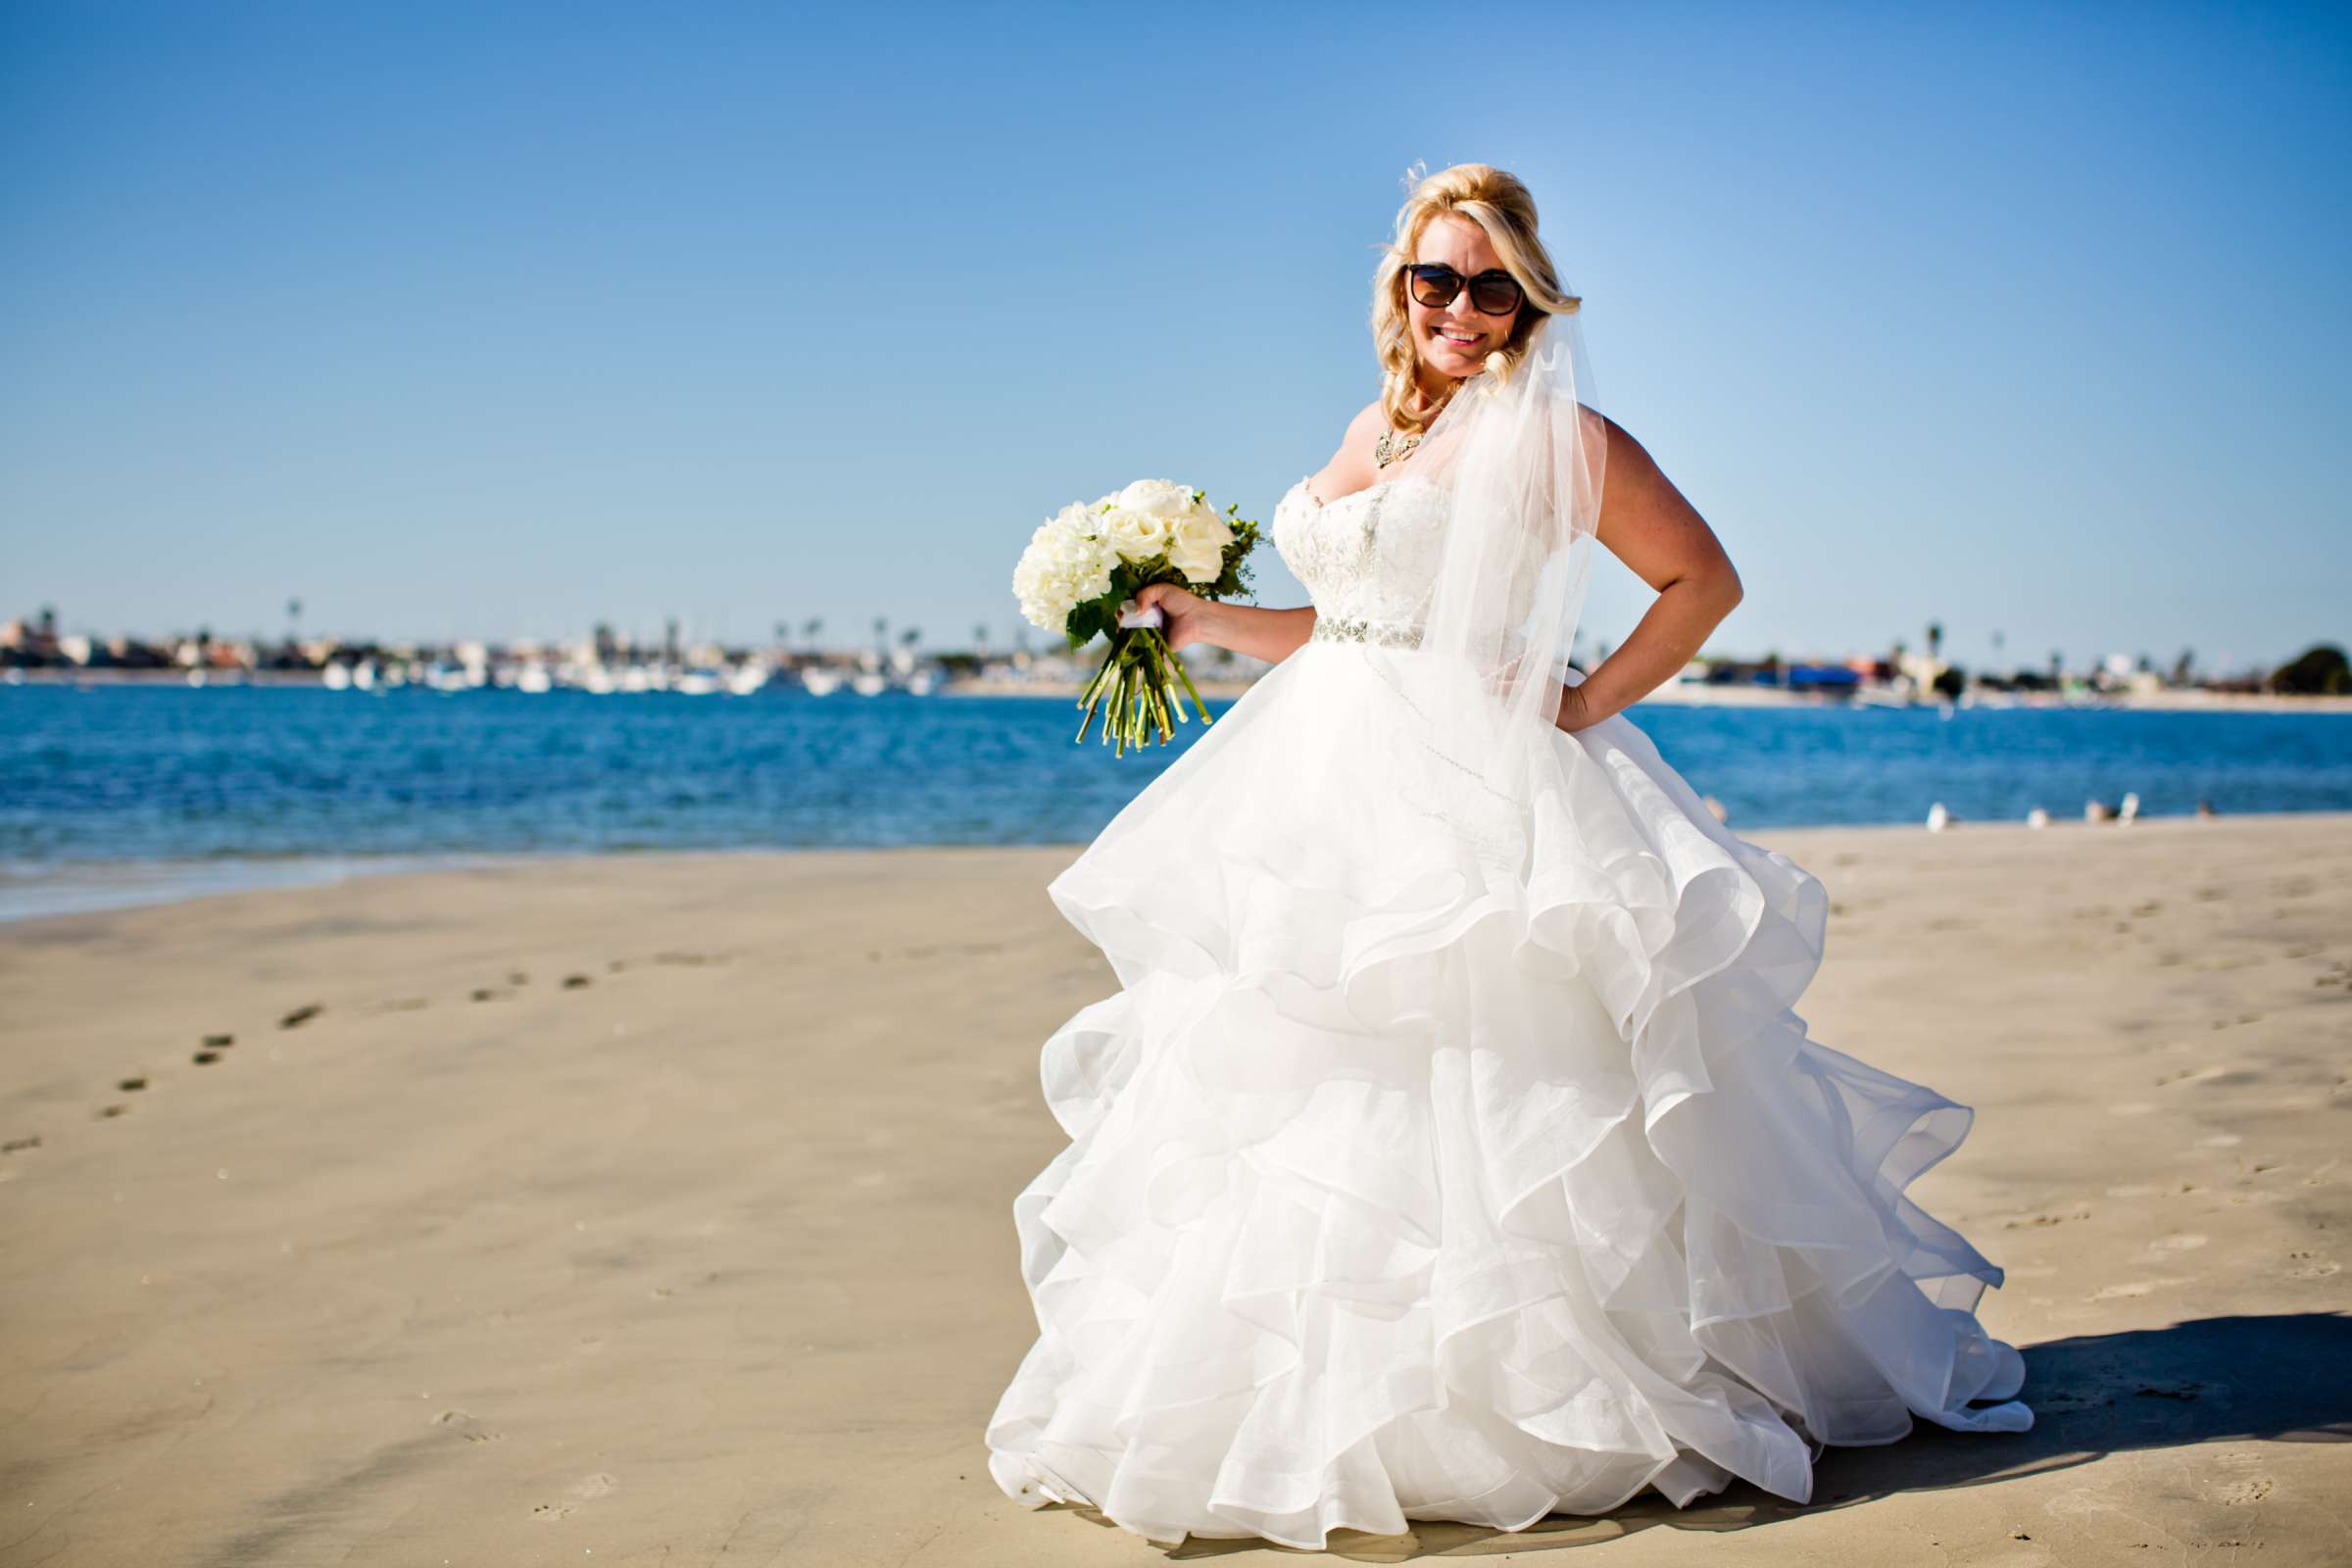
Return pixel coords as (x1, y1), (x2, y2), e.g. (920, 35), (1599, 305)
(1011, 478), (1260, 756)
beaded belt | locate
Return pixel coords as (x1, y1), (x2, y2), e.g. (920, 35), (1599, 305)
(1309, 613), (1425, 650)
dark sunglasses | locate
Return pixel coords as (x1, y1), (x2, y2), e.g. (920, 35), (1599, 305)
(1406, 263), (1524, 317)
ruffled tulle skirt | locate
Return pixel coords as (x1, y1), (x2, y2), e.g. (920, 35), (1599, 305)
(983, 641), (2032, 1550)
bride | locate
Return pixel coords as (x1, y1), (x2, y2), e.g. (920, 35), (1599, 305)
(984, 162), (2032, 1551)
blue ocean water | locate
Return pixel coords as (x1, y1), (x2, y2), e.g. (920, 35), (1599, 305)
(3, 684), (2347, 918)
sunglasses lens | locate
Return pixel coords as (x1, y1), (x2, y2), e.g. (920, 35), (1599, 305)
(1408, 267), (1461, 308)
(1469, 273), (1523, 315)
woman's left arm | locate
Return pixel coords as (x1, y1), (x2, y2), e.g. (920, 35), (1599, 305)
(1553, 414), (1743, 733)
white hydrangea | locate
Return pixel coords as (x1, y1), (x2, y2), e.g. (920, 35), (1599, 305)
(1012, 501), (1118, 633)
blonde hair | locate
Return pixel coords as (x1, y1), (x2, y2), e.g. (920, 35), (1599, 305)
(1372, 163), (1581, 434)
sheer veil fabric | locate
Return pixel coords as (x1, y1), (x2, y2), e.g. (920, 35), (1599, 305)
(1389, 307), (1605, 870)
(984, 298), (2032, 1551)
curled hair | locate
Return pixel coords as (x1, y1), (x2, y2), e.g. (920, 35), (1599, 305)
(1372, 162), (1581, 434)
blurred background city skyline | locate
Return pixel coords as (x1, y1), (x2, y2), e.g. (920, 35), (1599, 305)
(3, 1), (2346, 675)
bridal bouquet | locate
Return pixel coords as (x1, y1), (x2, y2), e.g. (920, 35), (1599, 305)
(1012, 478), (1261, 756)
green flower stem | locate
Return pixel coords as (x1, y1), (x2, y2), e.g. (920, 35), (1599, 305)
(1072, 653), (1115, 743)
(1111, 660), (1134, 756)
(1144, 656), (1173, 742)
(1166, 644), (1214, 726)
(1069, 622), (1216, 754)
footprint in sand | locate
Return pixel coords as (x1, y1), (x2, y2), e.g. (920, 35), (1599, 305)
(3, 1135), (40, 1153)
(2090, 1278), (2188, 1299)
(527, 1477), (616, 1521)
(432, 1408), (503, 1443)
(562, 974), (593, 989)
(2217, 1477), (2275, 1505)
(649, 1269), (724, 1300)
(117, 1076), (147, 1093)
(193, 1050), (220, 1065)
(2004, 1207), (2092, 1229)
(2287, 1250), (2340, 1279)
(279, 1004), (322, 1028)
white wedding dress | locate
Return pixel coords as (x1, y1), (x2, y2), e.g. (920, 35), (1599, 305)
(985, 471), (2032, 1550)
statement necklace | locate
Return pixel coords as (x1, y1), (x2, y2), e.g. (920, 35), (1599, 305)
(1373, 428), (1422, 468)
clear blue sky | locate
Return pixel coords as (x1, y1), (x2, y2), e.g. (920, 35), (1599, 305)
(3, 0), (2345, 675)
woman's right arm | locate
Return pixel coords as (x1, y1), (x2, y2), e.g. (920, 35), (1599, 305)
(1203, 602), (1317, 663)
(1127, 582), (1317, 663)
(1127, 400), (1381, 666)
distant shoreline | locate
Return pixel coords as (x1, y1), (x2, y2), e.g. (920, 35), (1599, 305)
(940, 678), (2352, 712)
(9, 662), (2342, 710)
(7, 666), (2345, 711)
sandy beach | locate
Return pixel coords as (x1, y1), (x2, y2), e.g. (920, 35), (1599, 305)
(3, 812), (2349, 1565)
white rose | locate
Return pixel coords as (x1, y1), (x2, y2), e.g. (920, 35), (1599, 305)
(1114, 478), (1194, 523)
(1166, 509), (1234, 584)
(1102, 506), (1172, 564)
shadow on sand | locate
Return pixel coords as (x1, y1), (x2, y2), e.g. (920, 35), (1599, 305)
(1023, 1311), (2352, 1559)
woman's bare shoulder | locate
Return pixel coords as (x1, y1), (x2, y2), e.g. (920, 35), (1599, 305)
(1307, 398), (1387, 500)
(1343, 397), (1388, 443)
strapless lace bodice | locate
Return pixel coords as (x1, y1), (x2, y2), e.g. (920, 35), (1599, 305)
(1271, 475), (1446, 648)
